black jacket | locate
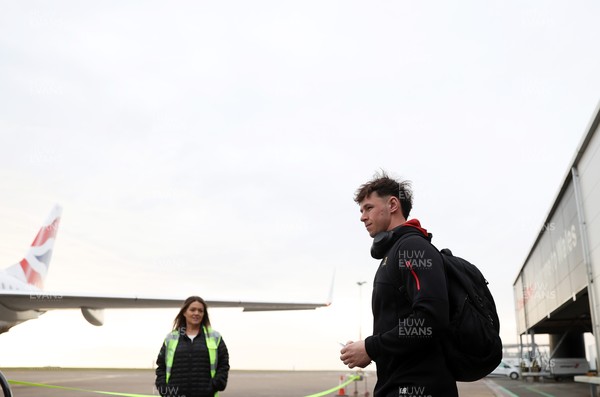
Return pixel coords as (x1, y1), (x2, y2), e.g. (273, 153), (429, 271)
(155, 327), (229, 397)
(364, 220), (457, 397)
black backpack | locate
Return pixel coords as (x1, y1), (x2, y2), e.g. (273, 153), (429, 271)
(438, 247), (503, 381)
(389, 234), (502, 382)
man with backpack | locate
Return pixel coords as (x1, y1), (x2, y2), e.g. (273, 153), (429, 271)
(340, 171), (458, 397)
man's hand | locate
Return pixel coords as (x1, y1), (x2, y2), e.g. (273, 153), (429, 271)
(340, 340), (371, 368)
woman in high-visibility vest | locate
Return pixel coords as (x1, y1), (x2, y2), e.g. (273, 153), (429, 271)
(155, 296), (230, 397)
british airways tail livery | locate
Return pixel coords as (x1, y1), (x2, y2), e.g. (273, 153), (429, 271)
(0, 206), (330, 334)
(3, 205), (61, 292)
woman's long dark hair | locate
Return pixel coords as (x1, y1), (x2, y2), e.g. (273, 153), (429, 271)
(172, 296), (211, 330)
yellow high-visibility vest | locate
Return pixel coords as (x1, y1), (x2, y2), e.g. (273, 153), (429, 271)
(163, 326), (221, 397)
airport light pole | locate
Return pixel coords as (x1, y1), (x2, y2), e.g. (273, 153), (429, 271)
(356, 281), (369, 397)
(357, 281), (367, 340)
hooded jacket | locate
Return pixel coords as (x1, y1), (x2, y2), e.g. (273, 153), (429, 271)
(364, 219), (457, 397)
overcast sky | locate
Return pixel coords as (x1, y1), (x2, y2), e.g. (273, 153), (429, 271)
(1, 1), (600, 371)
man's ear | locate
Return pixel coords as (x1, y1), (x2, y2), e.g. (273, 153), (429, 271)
(388, 196), (401, 214)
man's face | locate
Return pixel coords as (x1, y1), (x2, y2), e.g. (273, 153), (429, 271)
(359, 192), (393, 237)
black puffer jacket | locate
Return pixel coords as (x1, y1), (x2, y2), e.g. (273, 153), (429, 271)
(155, 327), (229, 397)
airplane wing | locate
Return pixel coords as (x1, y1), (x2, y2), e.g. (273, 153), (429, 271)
(0, 291), (330, 327)
(0, 291), (329, 312)
(0, 205), (333, 331)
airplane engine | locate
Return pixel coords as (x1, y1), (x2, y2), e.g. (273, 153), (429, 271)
(81, 307), (104, 326)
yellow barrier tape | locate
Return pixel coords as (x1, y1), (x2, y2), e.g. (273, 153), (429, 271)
(9, 373), (361, 397)
(8, 379), (155, 397)
(302, 374), (361, 397)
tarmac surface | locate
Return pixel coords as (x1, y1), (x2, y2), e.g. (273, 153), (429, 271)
(0, 368), (497, 397)
(486, 375), (594, 397)
(0, 368), (589, 397)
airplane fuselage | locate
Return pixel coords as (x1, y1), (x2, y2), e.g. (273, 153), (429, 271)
(0, 270), (44, 332)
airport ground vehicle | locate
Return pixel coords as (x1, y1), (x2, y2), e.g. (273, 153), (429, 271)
(549, 358), (590, 379)
(489, 361), (520, 380)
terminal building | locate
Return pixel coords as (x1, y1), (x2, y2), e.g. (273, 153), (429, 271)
(514, 101), (600, 377)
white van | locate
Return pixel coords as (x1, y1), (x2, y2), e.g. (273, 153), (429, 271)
(489, 361), (520, 380)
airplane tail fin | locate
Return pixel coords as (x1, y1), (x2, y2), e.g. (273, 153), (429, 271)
(5, 205), (62, 290)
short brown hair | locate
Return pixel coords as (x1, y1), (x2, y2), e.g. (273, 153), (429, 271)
(354, 171), (413, 218)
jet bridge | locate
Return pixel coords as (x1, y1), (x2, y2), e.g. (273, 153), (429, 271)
(514, 101), (600, 373)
